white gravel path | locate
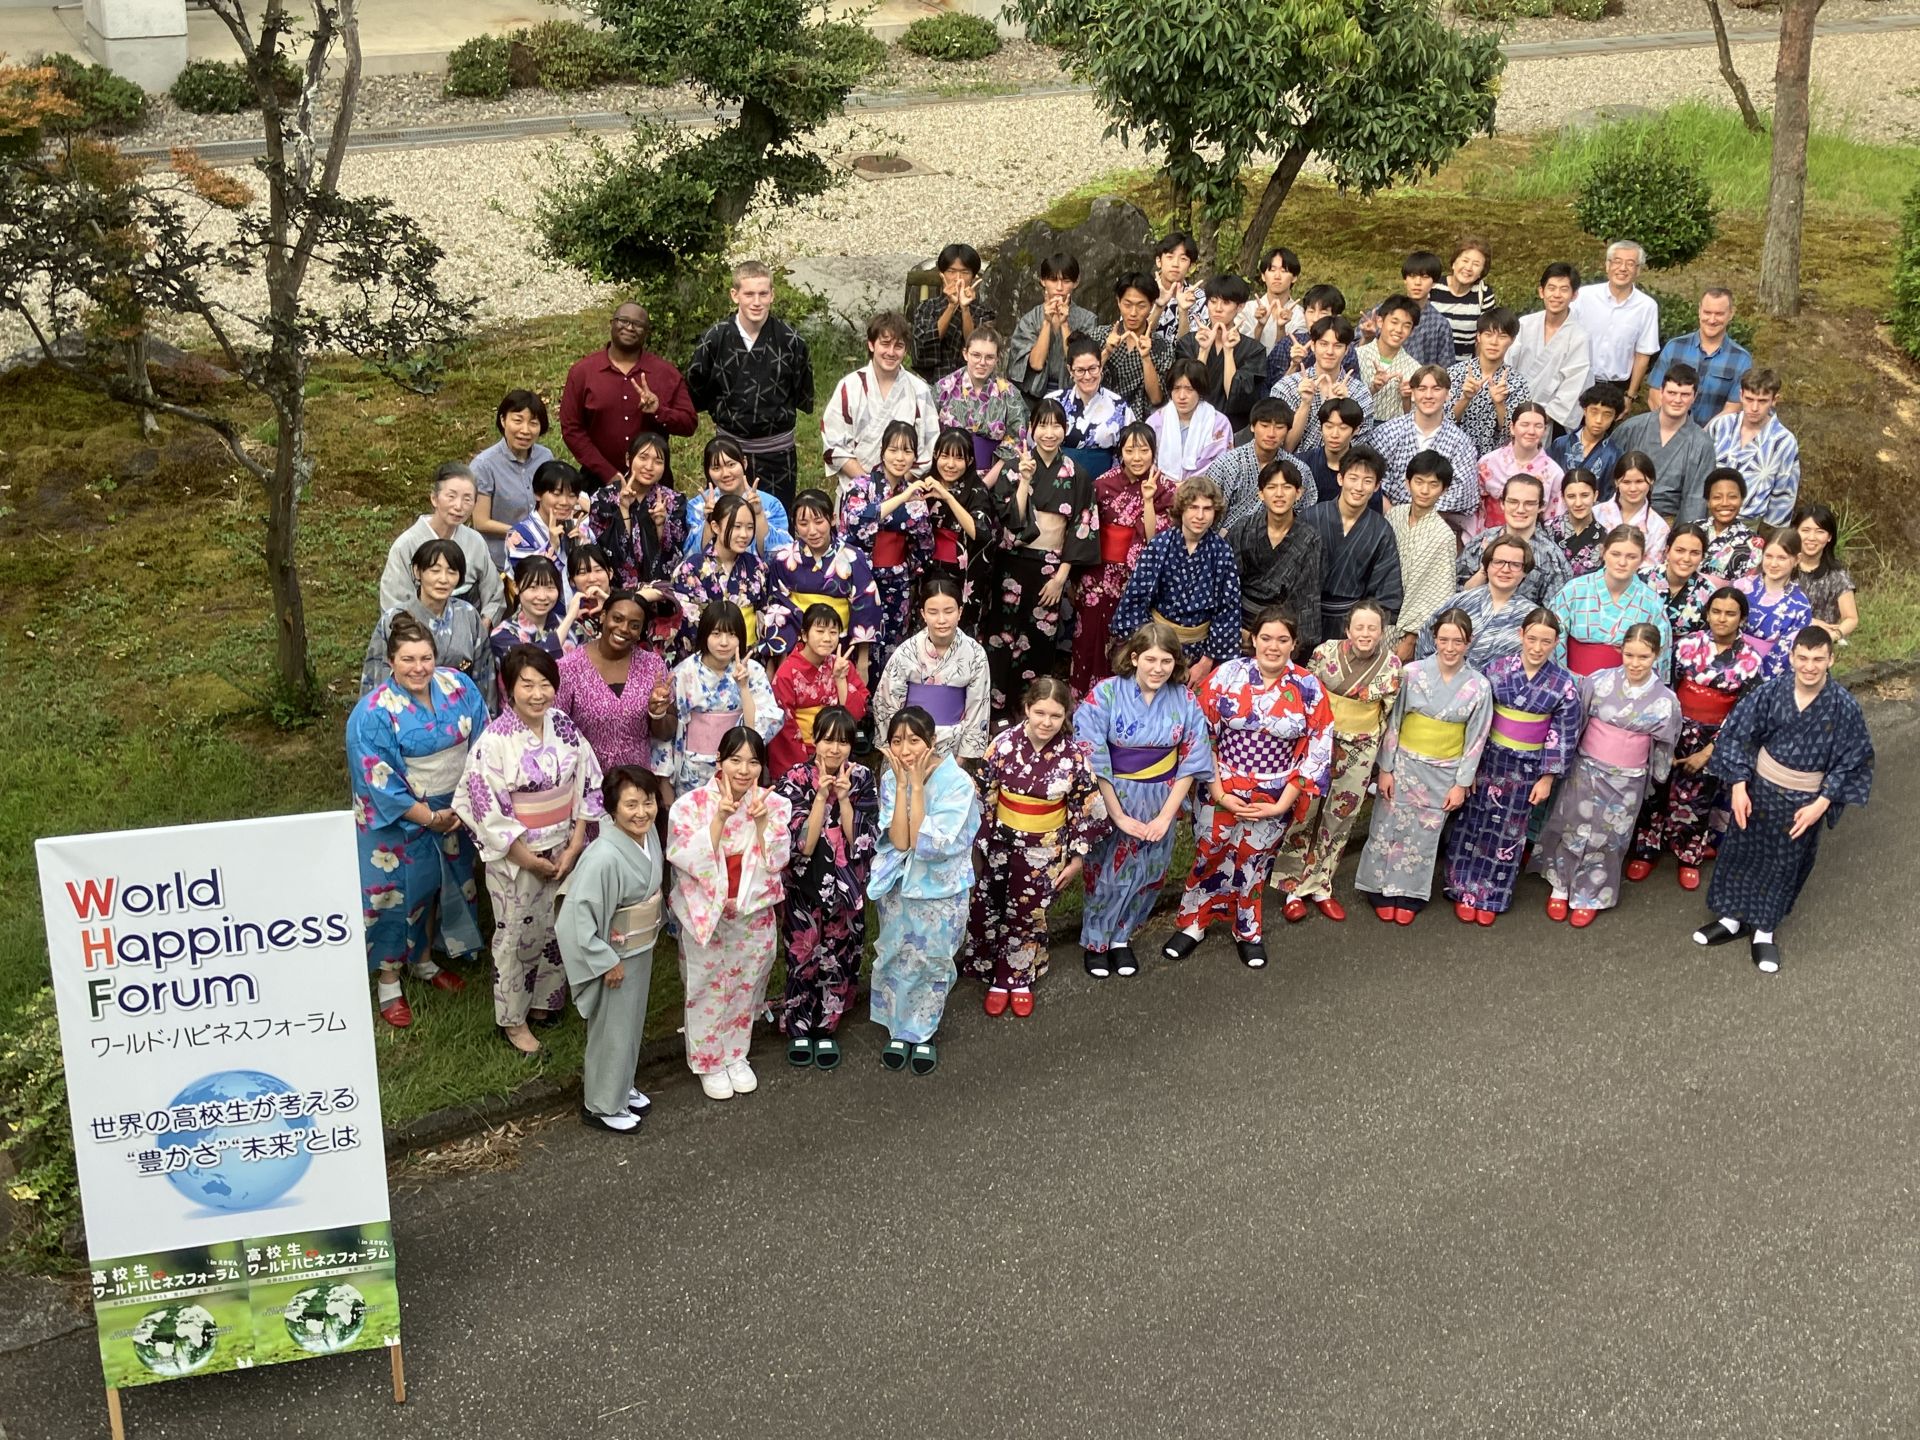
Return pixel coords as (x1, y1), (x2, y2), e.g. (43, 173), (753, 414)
(4, 31), (1918, 353)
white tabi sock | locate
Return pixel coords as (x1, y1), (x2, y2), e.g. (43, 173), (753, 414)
(1754, 929), (1775, 945)
(376, 979), (403, 1004)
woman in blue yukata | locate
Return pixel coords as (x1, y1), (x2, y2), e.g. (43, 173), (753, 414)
(868, 705), (981, 1076)
(346, 613), (491, 1029)
(669, 599), (783, 796)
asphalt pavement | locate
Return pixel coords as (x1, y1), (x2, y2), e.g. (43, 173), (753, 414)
(6, 690), (1918, 1440)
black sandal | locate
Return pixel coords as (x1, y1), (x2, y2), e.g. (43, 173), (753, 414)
(1083, 948), (1112, 979)
(813, 1038), (842, 1070)
(787, 1035), (814, 1067)
(1161, 931), (1202, 962)
(908, 1042), (939, 1076)
(881, 1040), (909, 1071)
(1236, 939), (1268, 969)
(1751, 939), (1782, 974)
(1111, 945), (1139, 977)
(1693, 920), (1747, 947)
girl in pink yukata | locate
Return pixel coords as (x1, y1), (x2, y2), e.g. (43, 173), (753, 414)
(666, 726), (793, 1102)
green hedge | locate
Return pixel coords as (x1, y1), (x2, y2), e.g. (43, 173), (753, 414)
(168, 55), (303, 115)
(899, 12), (1002, 60)
(1892, 179), (1920, 362)
(1574, 130), (1718, 270)
(42, 53), (149, 136)
(443, 34), (512, 99)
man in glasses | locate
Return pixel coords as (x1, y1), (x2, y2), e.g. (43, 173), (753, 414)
(560, 301), (697, 490)
(1455, 474), (1572, 604)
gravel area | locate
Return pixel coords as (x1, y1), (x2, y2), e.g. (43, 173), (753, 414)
(1491, 0), (1895, 44)
(5, 30), (1918, 356)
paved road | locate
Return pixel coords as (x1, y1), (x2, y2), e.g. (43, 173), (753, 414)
(6, 690), (1918, 1440)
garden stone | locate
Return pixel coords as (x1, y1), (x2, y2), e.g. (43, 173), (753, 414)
(981, 197), (1155, 328)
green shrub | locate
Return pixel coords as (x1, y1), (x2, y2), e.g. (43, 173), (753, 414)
(523, 19), (626, 91)
(1453, 0), (1552, 19)
(898, 12), (1002, 61)
(1642, 285), (1757, 351)
(1555, 0), (1608, 19)
(1890, 179), (1920, 361)
(167, 55), (302, 114)
(42, 53), (149, 136)
(443, 33), (512, 99)
(0, 989), (79, 1267)
(1574, 131), (1718, 269)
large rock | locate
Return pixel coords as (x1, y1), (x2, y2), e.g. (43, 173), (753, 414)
(981, 198), (1156, 333)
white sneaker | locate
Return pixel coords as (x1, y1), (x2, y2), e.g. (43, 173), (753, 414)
(699, 1069), (734, 1101)
(726, 1059), (758, 1094)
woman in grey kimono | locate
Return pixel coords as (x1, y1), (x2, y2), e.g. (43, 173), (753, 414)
(1531, 623), (1680, 927)
(557, 765), (665, 1134)
(1354, 607), (1494, 924)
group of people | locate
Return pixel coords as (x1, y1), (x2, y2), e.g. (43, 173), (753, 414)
(344, 240), (1875, 1135)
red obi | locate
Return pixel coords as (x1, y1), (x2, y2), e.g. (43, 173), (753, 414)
(933, 527), (961, 566)
(1676, 678), (1738, 726)
(872, 530), (909, 569)
(1565, 636), (1624, 676)
(1099, 522), (1135, 565)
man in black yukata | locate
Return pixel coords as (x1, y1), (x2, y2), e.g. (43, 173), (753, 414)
(686, 260), (816, 512)
(1303, 445), (1404, 648)
(1173, 272), (1268, 431)
(1692, 626), (1874, 974)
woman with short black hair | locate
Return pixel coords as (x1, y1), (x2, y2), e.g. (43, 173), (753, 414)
(362, 537), (495, 701)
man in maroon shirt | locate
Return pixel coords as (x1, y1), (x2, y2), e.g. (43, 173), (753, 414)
(559, 303), (697, 488)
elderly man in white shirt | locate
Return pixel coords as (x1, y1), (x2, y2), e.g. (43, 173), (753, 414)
(1568, 241), (1660, 411)
(1510, 261), (1591, 434)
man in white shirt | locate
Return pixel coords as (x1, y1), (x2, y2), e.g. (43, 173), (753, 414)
(820, 311), (938, 482)
(1510, 261), (1591, 434)
(1569, 240), (1660, 411)
(378, 462), (505, 623)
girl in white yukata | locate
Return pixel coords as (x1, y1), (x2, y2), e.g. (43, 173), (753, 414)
(666, 727), (794, 1102)
(869, 706), (981, 1076)
(452, 644), (604, 1056)
(557, 765), (664, 1134)
(670, 599), (783, 795)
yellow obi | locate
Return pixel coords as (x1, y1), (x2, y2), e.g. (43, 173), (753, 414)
(1111, 746), (1177, 782)
(1152, 610), (1210, 645)
(1489, 703), (1553, 752)
(739, 603), (759, 649)
(789, 591), (850, 628)
(1327, 691), (1383, 736)
(996, 789), (1067, 833)
(1397, 712), (1466, 761)
(795, 705), (822, 745)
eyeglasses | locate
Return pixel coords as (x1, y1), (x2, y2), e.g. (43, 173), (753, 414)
(1489, 558), (1526, 570)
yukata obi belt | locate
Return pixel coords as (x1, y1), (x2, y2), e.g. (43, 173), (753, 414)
(1565, 636), (1624, 676)
(788, 590), (851, 629)
(1152, 611), (1211, 645)
(872, 529), (912, 569)
(1326, 691), (1383, 736)
(1100, 522), (1137, 565)
(1676, 678), (1739, 726)
(1579, 717), (1651, 768)
(1754, 747), (1825, 795)
(511, 783), (575, 838)
(1108, 743), (1178, 782)
(1489, 703), (1553, 752)
(934, 527), (962, 566)
(1397, 713), (1466, 761)
(904, 681), (967, 726)
(997, 788), (1067, 833)
(684, 709), (743, 757)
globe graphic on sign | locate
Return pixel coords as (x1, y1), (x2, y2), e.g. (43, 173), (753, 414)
(158, 1070), (316, 1214)
(131, 1302), (219, 1376)
(283, 1281), (368, 1353)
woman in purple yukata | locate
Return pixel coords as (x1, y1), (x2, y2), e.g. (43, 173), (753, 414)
(347, 614), (491, 1028)
(964, 678), (1105, 1015)
(982, 398), (1099, 719)
(453, 644), (605, 1056)
(590, 433), (686, 594)
(1733, 528), (1814, 682)
(1531, 624), (1680, 927)
(773, 705), (879, 1067)
(935, 327), (1028, 491)
(671, 492), (783, 666)
(1441, 608), (1584, 924)
(1163, 607), (1334, 968)
(765, 489), (884, 679)
(1629, 587), (1766, 890)
(1075, 622), (1213, 977)
(1110, 474), (1242, 690)
(839, 420), (935, 679)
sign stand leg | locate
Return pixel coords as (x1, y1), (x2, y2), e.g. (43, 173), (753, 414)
(389, 1342), (407, 1404)
(105, 1386), (125, 1440)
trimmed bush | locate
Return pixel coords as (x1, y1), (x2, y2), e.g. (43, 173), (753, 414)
(1453, 0), (1551, 19)
(1890, 180), (1920, 361)
(899, 12), (1002, 61)
(41, 53), (149, 136)
(1574, 131), (1717, 269)
(444, 33), (512, 99)
(523, 19), (625, 91)
(167, 55), (302, 114)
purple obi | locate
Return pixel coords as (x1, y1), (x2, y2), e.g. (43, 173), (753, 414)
(971, 434), (1000, 474)
(1107, 743), (1178, 782)
(1214, 722), (1293, 777)
(904, 681), (967, 727)
(1745, 633), (1777, 658)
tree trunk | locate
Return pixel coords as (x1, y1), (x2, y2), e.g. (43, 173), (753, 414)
(1234, 143), (1314, 275)
(123, 332), (159, 440)
(1758, 0), (1824, 316)
(265, 394), (317, 711)
(1703, 0), (1764, 133)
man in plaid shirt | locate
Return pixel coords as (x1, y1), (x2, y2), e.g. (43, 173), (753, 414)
(1648, 289), (1751, 426)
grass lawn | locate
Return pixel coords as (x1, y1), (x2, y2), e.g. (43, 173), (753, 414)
(4, 103), (1917, 1265)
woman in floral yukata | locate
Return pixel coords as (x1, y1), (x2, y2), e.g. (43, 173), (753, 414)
(1593, 453), (1668, 569)
(773, 705), (879, 1069)
(671, 492), (782, 665)
(1074, 622), (1213, 977)
(669, 599), (782, 797)
(489, 555), (586, 695)
(666, 727), (793, 1102)
(763, 488), (883, 679)
(1547, 468), (1607, 579)
(1473, 401), (1563, 538)
(936, 326), (1028, 490)
(347, 614), (491, 1028)
(590, 433), (686, 598)
(1440, 608), (1584, 925)
(553, 592), (675, 798)
(1073, 421), (1174, 696)
(1700, 469), (1765, 582)
(1531, 624), (1680, 927)
(839, 420), (935, 678)
(1354, 607), (1495, 924)
(1733, 528), (1814, 682)
(1629, 586), (1766, 891)
(920, 428), (1003, 626)
(1111, 474), (1242, 689)
(983, 397), (1099, 719)
(872, 577), (993, 765)
(1163, 606), (1334, 968)
(1272, 600), (1403, 924)
(869, 705), (981, 1076)
(1649, 523), (1716, 644)
(965, 677), (1105, 1017)
(768, 604), (870, 779)
(453, 644), (604, 1056)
